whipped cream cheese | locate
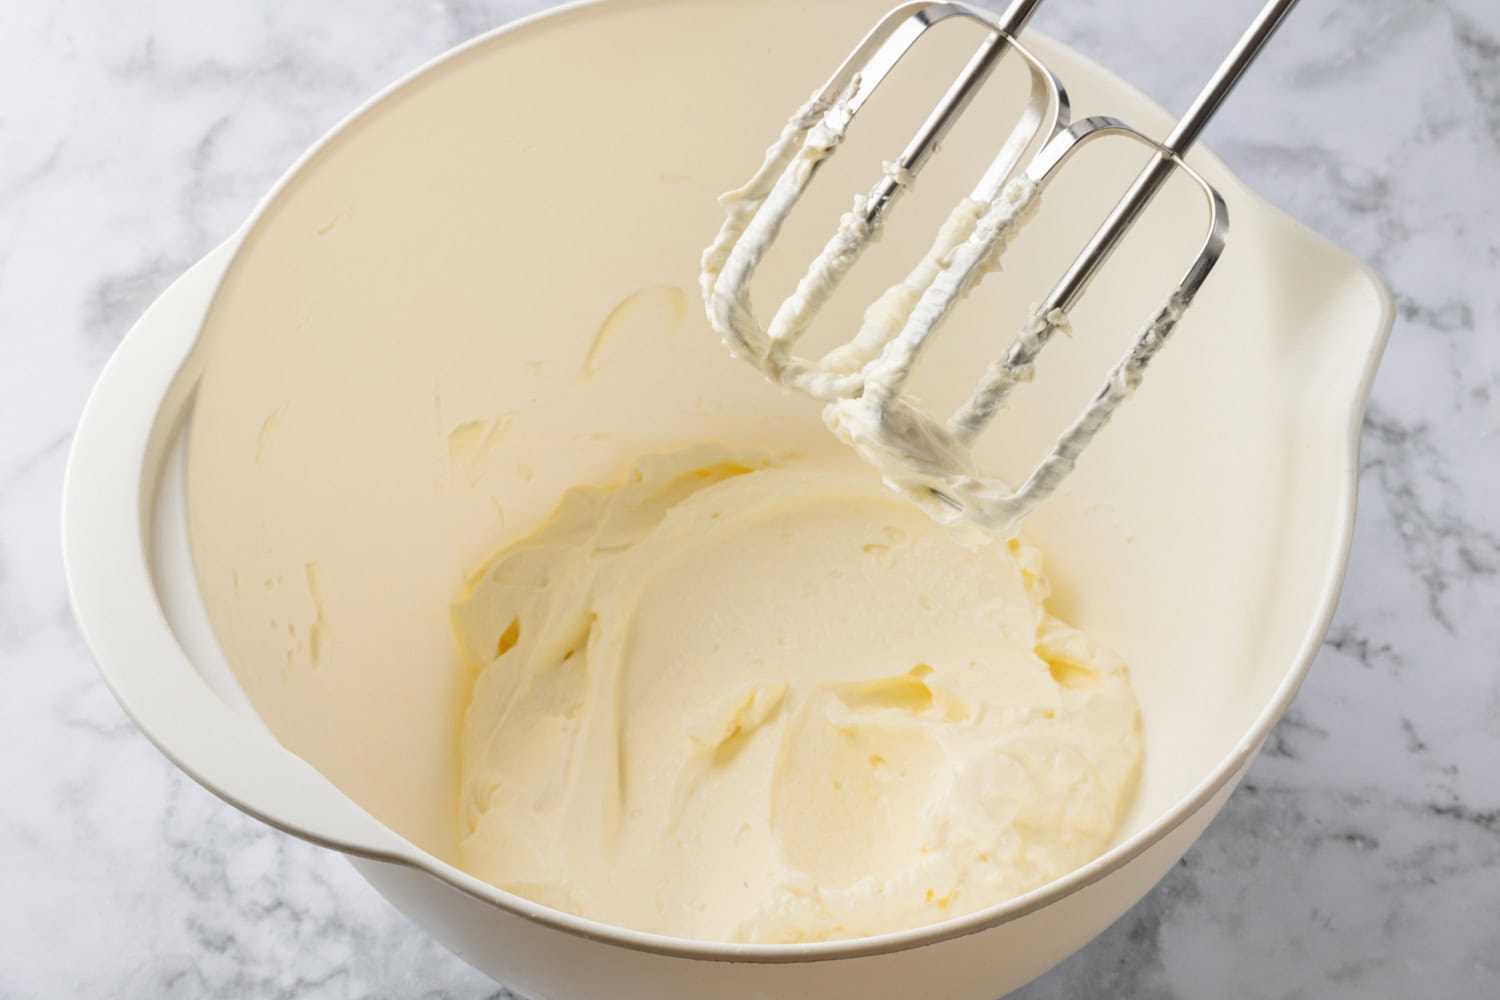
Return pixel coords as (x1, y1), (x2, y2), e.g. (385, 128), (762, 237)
(452, 447), (1142, 942)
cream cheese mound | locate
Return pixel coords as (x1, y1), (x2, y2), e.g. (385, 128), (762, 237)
(452, 446), (1141, 942)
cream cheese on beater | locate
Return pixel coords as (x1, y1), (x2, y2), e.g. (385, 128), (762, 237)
(452, 446), (1142, 942)
(701, 91), (1189, 537)
(697, 93), (1070, 535)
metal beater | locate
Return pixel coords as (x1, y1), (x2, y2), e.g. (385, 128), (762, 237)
(701, 0), (1299, 533)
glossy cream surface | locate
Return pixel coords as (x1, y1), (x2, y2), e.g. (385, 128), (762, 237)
(451, 447), (1141, 942)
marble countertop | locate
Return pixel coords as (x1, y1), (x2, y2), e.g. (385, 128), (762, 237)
(3, 0), (1496, 996)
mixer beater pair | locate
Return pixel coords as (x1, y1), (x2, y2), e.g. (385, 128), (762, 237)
(701, 0), (1299, 531)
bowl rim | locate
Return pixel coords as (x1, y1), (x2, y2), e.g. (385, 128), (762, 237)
(92, 0), (1395, 965)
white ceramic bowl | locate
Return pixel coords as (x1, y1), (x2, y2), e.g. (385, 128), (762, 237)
(63, 0), (1392, 996)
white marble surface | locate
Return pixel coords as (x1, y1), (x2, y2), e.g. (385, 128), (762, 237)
(3, 0), (1497, 996)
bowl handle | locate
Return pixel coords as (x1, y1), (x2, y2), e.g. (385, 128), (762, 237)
(62, 240), (414, 863)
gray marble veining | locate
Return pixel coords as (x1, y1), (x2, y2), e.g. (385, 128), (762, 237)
(1, 0), (1496, 997)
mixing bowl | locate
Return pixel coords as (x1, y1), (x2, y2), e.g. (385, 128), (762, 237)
(62, 0), (1393, 995)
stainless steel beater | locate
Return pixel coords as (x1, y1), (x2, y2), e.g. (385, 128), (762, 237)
(701, 0), (1299, 532)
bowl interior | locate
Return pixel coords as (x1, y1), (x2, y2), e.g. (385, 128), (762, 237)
(185, 0), (1387, 870)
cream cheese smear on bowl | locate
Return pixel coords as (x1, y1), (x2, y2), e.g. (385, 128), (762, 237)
(450, 446), (1142, 943)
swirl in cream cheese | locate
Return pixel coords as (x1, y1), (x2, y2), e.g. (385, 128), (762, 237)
(452, 447), (1142, 942)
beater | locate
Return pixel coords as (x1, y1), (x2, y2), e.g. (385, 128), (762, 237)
(701, 0), (1298, 532)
